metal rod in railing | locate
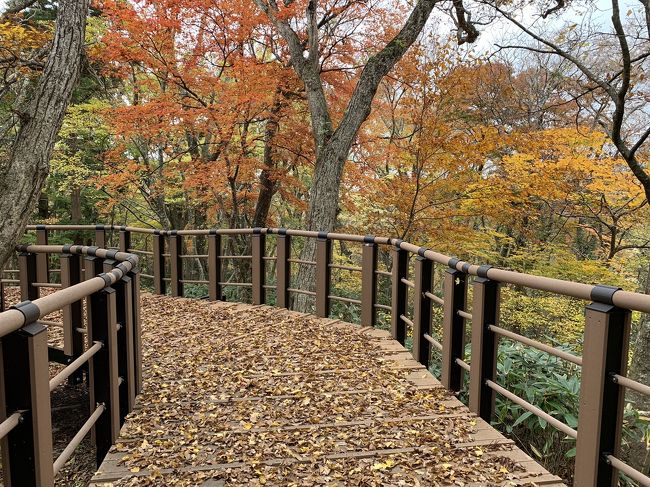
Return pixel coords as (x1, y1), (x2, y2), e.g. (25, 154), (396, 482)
(328, 295), (362, 305)
(423, 333), (443, 351)
(374, 303), (391, 311)
(31, 282), (62, 289)
(400, 314), (414, 327)
(0, 412), (22, 440)
(39, 320), (63, 328)
(288, 258), (316, 265)
(456, 358), (471, 372)
(424, 291), (444, 307)
(486, 380), (578, 439)
(288, 288), (316, 296)
(400, 278), (415, 288)
(263, 256), (277, 261)
(218, 282), (253, 287)
(457, 310), (472, 320)
(179, 279), (209, 284)
(330, 264), (362, 272)
(489, 325), (583, 366)
(128, 248), (154, 256)
(375, 269), (391, 277)
(0, 279), (19, 284)
(140, 273), (154, 279)
(49, 342), (103, 392)
(179, 254), (208, 259)
(218, 255), (252, 259)
(604, 454), (650, 486)
(262, 284), (277, 289)
(53, 404), (106, 475)
(611, 374), (650, 397)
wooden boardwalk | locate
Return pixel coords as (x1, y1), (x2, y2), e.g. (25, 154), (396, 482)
(91, 295), (565, 486)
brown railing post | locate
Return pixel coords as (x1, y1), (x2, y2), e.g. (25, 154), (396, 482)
(574, 286), (631, 487)
(412, 253), (433, 366)
(113, 273), (136, 423)
(35, 225), (48, 284)
(315, 234), (332, 318)
(207, 231), (222, 301)
(276, 230), (290, 308)
(129, 269), (143, 394)
(60, 253), (84, 384)
(152, 231), (165, 295)
(469, 267), (499, 421)
(361, 237), (377, 327)
(441, 261), (467, 391)
(251, 229), (266, 305)
(95, 225), (106, 248)
(169, 231), (183, 297)
(390, 242), (408, 344)
(1, 304), (54, 487)
(19, 251), (38, 301)
(88, 287), (120, 465)
(118, 227), (131, 253)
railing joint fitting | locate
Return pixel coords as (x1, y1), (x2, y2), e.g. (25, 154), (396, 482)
(477, 265), (492, 278)
(590, 284), (621, 305)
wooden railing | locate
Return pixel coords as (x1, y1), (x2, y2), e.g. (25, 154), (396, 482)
(1, 224), (649, 486)
(0, 243), (141, 487)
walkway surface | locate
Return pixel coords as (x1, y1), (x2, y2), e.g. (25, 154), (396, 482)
(91, 294), (565, 486)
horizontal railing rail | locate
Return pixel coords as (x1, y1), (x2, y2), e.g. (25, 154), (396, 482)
(0, 242), (142, 487)
(4, 223), (648, 486)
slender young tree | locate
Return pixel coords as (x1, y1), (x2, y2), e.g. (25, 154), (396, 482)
(0, 0), (90, 270)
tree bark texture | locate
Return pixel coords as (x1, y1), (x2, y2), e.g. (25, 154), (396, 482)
(0, 0), (90, 271)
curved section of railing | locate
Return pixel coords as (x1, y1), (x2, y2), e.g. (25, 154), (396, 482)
(3, 223), (648, 486)
(0, 243), (141, 487)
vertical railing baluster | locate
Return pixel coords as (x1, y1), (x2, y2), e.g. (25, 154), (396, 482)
(208, 231), (222, 301)
(19, 251), (38, 301)
(95, 225), (106, 248)
(152, 231), (165, 295)
(129, 269), (143, 394)
(469, 266), (499, 421)
(276, 230), (290, 309)
(169, 231), (183, 297)
(251, 229), (266, 305)
(88, 287), (120, 465)
(1, 302), (54, 487)
(361, 237), (377, 327)
(412, 252), (433, 366)
(35, 225), (48, 284)
(390, 241), (408, 344)
(315, 234), (332, 318)
(441, 260), (468, 391)
(112, 272), (135, 423)
(574, 286), (630, 487)
(60, 253), (84, 384)
(118, 227), (131, 253)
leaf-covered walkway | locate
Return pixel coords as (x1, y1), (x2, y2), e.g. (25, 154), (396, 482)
(91, 295), (565, 486)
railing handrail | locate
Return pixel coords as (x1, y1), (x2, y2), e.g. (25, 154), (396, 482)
(22, 223), (650, 313)
(0, 244), (138, 337)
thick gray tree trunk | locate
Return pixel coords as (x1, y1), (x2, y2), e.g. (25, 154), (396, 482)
(0, 0), (89, 271)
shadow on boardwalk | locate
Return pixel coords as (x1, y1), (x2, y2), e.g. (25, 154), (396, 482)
(91, 294), (565, 486)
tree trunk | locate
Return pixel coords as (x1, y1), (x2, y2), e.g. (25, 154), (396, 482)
(0, 0), (90, 270)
